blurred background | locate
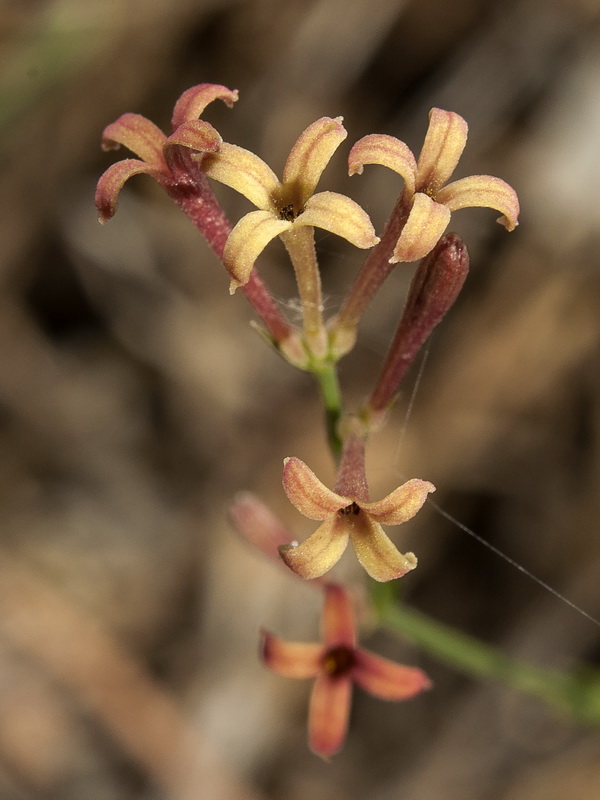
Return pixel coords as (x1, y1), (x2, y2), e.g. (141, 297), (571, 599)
(2, 0), (600, 797)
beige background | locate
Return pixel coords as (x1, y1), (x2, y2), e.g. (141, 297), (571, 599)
(1, 0), (600, 798)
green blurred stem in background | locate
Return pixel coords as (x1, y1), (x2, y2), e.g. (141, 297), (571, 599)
(313, 361), (344, 461)
(371, 580), (600, 727)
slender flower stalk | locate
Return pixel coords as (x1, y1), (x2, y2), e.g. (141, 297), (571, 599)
(280, 226), (327, 358)
(261, 584), (431, 758)
(366, 234), (470, 422)
(313, 361), (344, 459)
(330, 194), (410, 353)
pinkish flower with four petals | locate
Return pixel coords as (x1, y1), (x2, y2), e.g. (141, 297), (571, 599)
(262, 583), (431, 758)
(95, 84), (238, 223)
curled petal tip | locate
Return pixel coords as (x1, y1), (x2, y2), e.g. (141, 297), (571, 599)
(223, 210), (290, 290)
(100, 112), (167, 165)
(300, 192), (379, 250)
(437, 174), (520, 232)
(348, 134), (417, 194)
(282, 116), (348, 202)
(171, 83), (239, 129)
(278, 519), (349, 580)
(365, 478), (434, 525)
(499, 215), (518, 231)
(283, 457), (347, 519)
(417, 108), (468, 190)
(94, 159), (165, 223)
(350, 515), (418, 582)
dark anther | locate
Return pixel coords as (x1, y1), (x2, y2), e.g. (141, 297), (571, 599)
(339, 501), (360, 516)
(279, 204), (296, 221)
(322, 645), (355, 677)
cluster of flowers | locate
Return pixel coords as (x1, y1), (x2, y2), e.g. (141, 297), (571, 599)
(96, 84), (519, 758)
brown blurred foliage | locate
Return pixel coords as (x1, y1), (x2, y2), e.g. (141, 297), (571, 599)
(1, 0), (600, 798)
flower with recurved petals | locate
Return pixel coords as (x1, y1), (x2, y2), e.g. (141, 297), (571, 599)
(261, 583), (431, 758)
(349, 108), (520, 263)
(202, 116), (379, 290)
(279, 457), (434, 582)
(95, 84), (238, 223)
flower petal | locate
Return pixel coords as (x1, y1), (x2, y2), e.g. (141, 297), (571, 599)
(101, 113), (167, 166)
(229, 492), (298, 563)
(282, 117), (347, 207)
(223, 210), (290, 291)
(171, 83), (238, 130)
(348, 515), (417, 582)
(95, 159), (166, 223)
(260, 631), (322, 678)
(348, 134), (417, 196)
(390, 192), (451, 263)
(298, 191), (379, 249)
(163, 119), (222, 161)
(416, 108), (468, 193)
(283, 457), (348, 519)
(363, 479), (435, 524)
(321, 584), (356, 649)
(352, 650), (431, 699)
(308, 672), (352, 759)
(437, 174), (520, 231)
(279, 518), (349, 580)
(203, 143), (280, 211)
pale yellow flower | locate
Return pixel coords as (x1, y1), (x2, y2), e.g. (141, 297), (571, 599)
(349, 108), (520, 262)
(203, 117), (378, 290)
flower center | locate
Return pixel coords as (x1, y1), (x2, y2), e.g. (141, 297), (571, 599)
(339, 501), (360, 516)
(322, 645), (355, 677)
(423, 178), (443, 199)
(279, 203), (298, 221)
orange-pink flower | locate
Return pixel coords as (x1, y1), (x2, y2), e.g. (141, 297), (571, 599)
(349, 108), (520, 263)
(261, 583), (430, 758)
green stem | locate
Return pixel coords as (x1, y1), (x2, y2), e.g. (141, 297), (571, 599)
(313, 363), (344, 461)
(371, 582), (600, 726)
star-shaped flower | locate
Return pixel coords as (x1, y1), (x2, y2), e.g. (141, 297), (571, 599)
(261, 583), (431, 758)
(202, 116), (379, 290)
(95, 83), (238, 223)
(279, 457), (434, 582)
(348, 107), (520, 263)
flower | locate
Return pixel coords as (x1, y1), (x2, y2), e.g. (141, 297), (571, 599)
(279, 456), (434, 582)
(202, 116), (379, 290)
(229, 491), (309, 571)
(95, 83), (239, 223)
(261, 583), (431, 758)
(348, 108), (520, 263)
